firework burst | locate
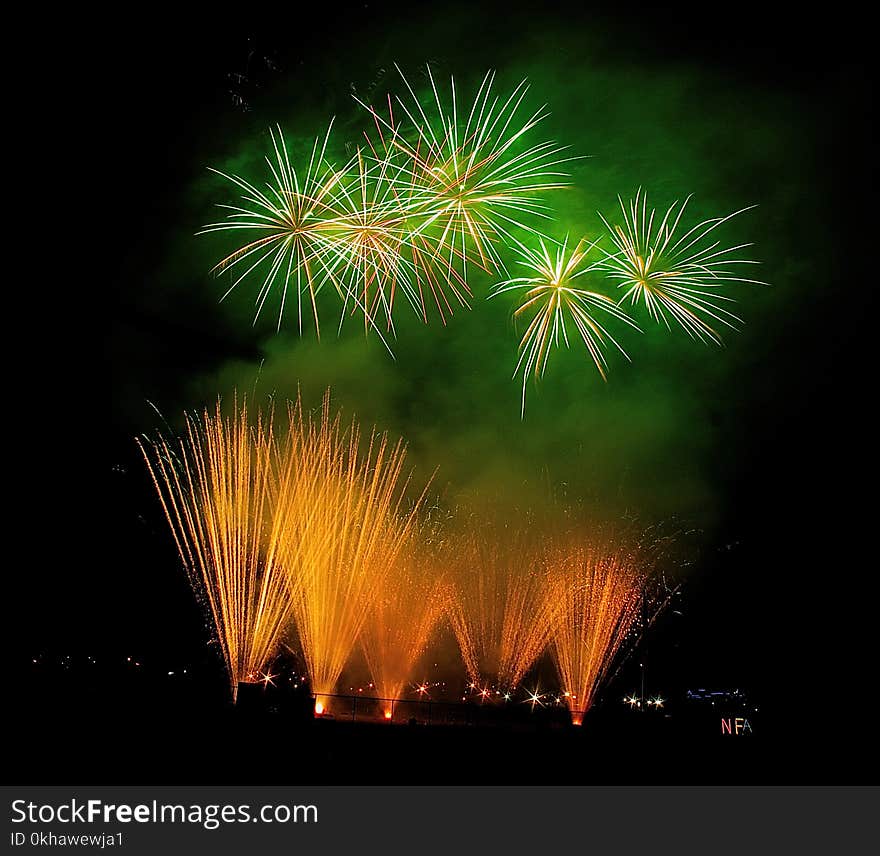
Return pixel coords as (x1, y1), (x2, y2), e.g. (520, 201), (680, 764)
(357, 95), (475, 324)
(319, 146), (427, 343)
(598, 188), (765, 343)
(358, 64), (572, 287)
(199, 123), (355, 336)
(491, 235), (640, 414)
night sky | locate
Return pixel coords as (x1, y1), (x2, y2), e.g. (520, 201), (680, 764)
(17, 3), (873, 779)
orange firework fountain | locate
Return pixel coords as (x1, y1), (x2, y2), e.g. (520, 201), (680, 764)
(359, 543), (450, 719)
(138, 399), (293, 701)
(544, 539), (653, 725)
(446, 520), (557, 691)
(276, 393), (429, 714)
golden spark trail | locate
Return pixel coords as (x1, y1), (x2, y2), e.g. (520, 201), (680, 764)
(278, 393), (429, 708)
(359, 543), (450, 716)
(544, 540), (650, 725)
(138, 399), (292, 701)
(446, 522), (557, 689)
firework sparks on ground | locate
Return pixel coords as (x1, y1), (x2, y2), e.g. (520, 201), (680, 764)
(137, 399), (292, 701)
(278, 393), (429, 706)
(446, 521), (558, 689)
(359, 544), (450, 717)
(491, 235), (640, 414)
(544, 537), (661, 725)
(597, 188), (764, 343)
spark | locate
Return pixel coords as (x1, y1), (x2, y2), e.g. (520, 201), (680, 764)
(524, 688), (545, 710)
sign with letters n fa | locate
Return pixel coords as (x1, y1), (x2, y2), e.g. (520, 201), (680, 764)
(721, 716), (753, 735)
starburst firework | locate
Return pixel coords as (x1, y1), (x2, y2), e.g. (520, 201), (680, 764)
(598, 189), (765, 343)
(360, 64), (572, 282)
(199, 123), (353, 336)
(492, 235), (640, 414)
(320, 146), (426, 342)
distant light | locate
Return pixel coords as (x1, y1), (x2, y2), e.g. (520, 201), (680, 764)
(315, 701), (325, 715)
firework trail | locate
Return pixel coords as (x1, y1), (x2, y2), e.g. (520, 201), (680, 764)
(598, 188), (765, 343)
(359, 540), (450, 717)
(277, 393), (429, 708)
(138, 398), (292, 700)
(544, 536), (664, 725)
(446, 519), (557, 690)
